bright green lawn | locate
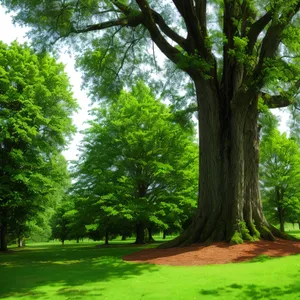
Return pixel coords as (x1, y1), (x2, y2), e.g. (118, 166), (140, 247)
(1, 236), (300, 300)
(283, 223), (300, 238)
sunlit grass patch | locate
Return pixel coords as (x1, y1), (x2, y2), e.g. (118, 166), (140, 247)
(1, 237), (300, 300)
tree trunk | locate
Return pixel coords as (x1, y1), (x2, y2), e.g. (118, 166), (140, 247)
(18, 237), (23, 248)
(160, 80), (288, 248)
(135, 222), (145, 244)
(163, 230), (167, 239)
(121, 235), (127, 241)
(76, 237), (79, 243)
(61, 239), (65, 245)
(280, 219), (285, 233)
(147, 228), (155, 243)
(278, 208), (285, 232)
(105, 231), (109, 245)
(0, 221), (8, 252)
(298, 222), (300, 230)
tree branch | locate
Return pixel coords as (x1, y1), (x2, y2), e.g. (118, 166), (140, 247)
(221, 1), (242, 102)
(262, 93), (293, 108)
(194, 0), (207, 38)
(150, 9), (187, 49)
(111, 0), (186, 49)
(258, 3), (300, 66)
(246, 11), (273, 54)
(135, 0), (192, 74)
(172, 0), (209, 57)
(71, 15), (143, 34)
(243, 2), (300, 100)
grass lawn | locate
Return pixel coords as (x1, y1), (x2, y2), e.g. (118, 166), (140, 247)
(0, 236), (300, 300)
(284, 223), (300, 238)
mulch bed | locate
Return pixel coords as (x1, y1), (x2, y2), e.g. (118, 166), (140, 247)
(123, 239), (300, 266)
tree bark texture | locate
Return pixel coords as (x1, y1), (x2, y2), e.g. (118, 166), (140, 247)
(161, 79), (291, 247)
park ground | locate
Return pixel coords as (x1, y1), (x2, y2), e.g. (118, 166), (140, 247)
(0, 228), (300, 300)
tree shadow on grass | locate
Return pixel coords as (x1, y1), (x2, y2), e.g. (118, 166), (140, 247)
(0, 244), (158, 299)
(123, 244), (207, 264)
(199, 281), (300, 300)
(227, 240), (300, 263)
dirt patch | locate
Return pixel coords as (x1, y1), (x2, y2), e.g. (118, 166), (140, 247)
(123, 239), (300, 266)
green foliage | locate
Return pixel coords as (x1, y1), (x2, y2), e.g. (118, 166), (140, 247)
(260, 129), (300, 229)
(73, 81), (198, 239)
(0, 41), (77, 249)
(230, 231), (244, 245)
(228, 37), (250, 64)
(4, 0), (300, 245)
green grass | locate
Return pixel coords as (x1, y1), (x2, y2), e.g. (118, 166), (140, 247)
(1, 236), (300, 300)
(283, 223), (300, 238)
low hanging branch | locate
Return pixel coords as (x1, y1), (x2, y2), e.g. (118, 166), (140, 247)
(261, 93), (294, 108)
(70, 15), (143, 33)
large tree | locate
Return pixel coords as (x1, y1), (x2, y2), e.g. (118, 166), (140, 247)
(73, 82), (198, 244)
(4, 0), (300, 245)
(0, 42), (77, 251)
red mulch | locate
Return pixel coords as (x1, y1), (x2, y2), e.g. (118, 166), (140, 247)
(123, 239), (300, 266)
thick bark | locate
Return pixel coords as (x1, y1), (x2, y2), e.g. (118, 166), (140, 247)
(121, 235), (127, 241)
(135, 222), (145, 244)
(244, 98), (275, 241)
(160, 79), (284, 248)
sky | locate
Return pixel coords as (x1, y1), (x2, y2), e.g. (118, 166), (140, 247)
(0, 5), (91, 162)
(0, 5), (290, 163)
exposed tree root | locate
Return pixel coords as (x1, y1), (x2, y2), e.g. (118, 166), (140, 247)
(269, 225), (298, 241)
(158, 220), (299, 249)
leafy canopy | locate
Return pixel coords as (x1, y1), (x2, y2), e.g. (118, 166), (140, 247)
(260, 128), (300, 227)
(0, 41), (77, 245)
(72, 81), (198, 234)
